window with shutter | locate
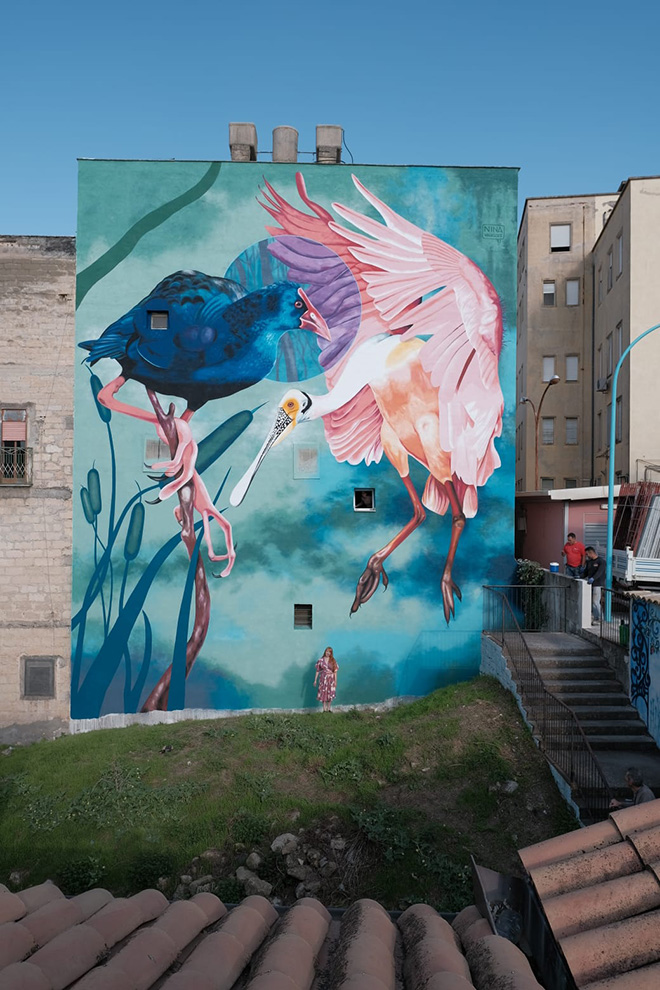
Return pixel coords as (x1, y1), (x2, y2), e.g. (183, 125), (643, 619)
(550, 224), (571, 251)
(541, 418), (555, 444)
(565, 418), (578, 445)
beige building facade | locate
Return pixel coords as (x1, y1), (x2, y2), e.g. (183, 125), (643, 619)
(0, 235), (75, 741)
(516, 193), (618, 492)
(591, 176), (660, 485)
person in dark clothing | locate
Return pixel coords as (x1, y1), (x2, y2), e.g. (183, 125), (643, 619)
(584, 546), (606, 622)
(610, 767), (656, 808)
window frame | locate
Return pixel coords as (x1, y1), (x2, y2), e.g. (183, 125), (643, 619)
(543, 280), (556, 307)
(565, 278), (580, 306)
(542, 356), (556, 382)
(565, 417), (579, 445)
(565, 355), (579, 382)
(607, 247), (613, 291)
(616, 232), (623, 277)
(1, 406), (30, 486)
(541, 417), (555, 445)
(550, 224), (571, 252)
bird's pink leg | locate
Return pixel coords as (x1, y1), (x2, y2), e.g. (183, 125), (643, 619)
(350, 475), (426, 615)
(97, 376), (159, 423)
(153, 417), (198, 500)
(440, 480), (465, 624)
(173, 471), (236, 578)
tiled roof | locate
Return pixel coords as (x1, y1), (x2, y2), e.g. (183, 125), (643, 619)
(0, 882), (545, 989)
(519, 797), (660, 989)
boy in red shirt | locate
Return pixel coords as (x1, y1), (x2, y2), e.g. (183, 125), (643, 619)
(562, 532), (586, 577)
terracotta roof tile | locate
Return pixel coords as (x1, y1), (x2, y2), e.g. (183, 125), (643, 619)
(424, 975), (477, 990)
(582, 960), (660, 989)
(465, 933), (545, 989)
(17, 882), (65, 914)
(0, 960), (52, 989)
(542, 869), (660, 938)
(0, 880), (540, 990)
(528, 841), (641, 899)
(519, 819), (620, 872)
(25, 923), (107, 988)
(610, 799), (660, 836)
(521, 800), (660, 988)
(626, 823), (660, 865)
(0, 920), (36, 968)
(0, 887), (27, 924)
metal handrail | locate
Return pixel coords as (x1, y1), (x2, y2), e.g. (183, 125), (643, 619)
(484, 585), (612, 820)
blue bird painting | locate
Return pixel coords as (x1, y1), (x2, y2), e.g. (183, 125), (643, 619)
(80, 269), (330, 576)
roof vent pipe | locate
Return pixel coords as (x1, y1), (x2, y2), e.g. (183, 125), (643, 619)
(229, 122), (258, 162)
(316, 125), (342, 164)
(272, 126), (298, 163)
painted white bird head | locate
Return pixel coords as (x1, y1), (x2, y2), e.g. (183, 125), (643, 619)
(230, 389), (313, 507)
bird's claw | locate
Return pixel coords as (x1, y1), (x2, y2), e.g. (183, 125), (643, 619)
(441, 577), (462, 624)
(350, 556), (388, 615)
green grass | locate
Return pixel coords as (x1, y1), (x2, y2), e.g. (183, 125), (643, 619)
(0, 676), (578, 911)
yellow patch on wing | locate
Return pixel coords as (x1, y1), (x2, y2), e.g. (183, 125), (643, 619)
(385, 337), (424, 370)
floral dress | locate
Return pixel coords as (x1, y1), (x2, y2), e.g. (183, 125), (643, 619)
(316, 657), (338, 703)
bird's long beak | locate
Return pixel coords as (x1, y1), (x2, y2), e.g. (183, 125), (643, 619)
(230, 406), (297, 507)
(298, 288), (331, 340)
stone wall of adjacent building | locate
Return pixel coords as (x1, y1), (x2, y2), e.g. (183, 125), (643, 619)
(0, 235), (75, 741)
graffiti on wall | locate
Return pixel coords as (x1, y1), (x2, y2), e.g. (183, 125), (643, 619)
(73, 163), (517, 719)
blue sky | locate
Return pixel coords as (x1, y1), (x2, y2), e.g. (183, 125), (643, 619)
(2, 0), (659, 235)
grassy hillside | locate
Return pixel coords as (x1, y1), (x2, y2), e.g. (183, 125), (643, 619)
(0, 677), (577, 912)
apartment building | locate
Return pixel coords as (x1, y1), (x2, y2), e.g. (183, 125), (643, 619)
(516, 193), (617, 492)
(591, 176), (660, 485)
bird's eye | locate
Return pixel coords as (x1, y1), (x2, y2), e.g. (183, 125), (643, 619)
(294, 300), (303, 308)
(286, 400), (297, 410)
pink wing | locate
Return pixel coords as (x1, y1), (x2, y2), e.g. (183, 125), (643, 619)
(328, 177), (504, 494)
(260, 176), (386, 465)
(260, 174), (504, 489)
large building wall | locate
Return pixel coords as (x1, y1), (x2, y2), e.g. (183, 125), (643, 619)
(72, 161), (518, 724)
(517, 194), (617, 491)
(0, 236), (75, 739)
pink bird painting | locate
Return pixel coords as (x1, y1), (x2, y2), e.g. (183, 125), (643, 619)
(231, 174), (504, 624)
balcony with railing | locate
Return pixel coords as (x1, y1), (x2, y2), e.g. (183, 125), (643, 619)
(0, 445), (32, 485)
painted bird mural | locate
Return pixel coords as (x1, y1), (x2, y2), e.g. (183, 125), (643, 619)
(80, 269), (330, 574)
(230, 175), (504, 623)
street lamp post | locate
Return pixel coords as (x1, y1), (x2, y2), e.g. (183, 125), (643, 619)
(606, 322), (660, 600)
(520, 375), (561, 491)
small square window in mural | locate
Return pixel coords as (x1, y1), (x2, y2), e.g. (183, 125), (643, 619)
(294, 604), (313, 629)
(144, 437), (171, 471)
(293, 444), (319, 479)
(149, 311), (169, 330)
(354, 488), (375, 511)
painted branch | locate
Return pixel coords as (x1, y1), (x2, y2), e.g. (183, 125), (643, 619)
(140, 394), (211, 712)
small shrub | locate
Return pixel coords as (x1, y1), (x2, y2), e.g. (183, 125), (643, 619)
(351, 807), (412, 861)
(319, 759), (363, 785)
(215, 877), (244, 903)
(58, 856), (106, 894)
(126, 852), (176, 890)
(230, 811), (269, 845)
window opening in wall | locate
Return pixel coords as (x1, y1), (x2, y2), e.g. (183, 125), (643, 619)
(22, 656), (56, 699)
(543, 281), (556, 306)
(353, 488), (375, 511)
(541, 477), (555, 491)
(149, 311), (169, 330)
(541, 417), (555, 444)
(550, 224), (571, 252)
(598, 345), (603, 380)
(294, 604), (313, 629)
(598, 268), (603, 303)
(616, 232), (623, 276)
(616, 322), (623, 362)
(144, 437), (171, 470)
(293, 444), (320, 479)
(565, 418), (578, 445)
(566, 355), (579, 381)
(607, 334), (613, 376)
(542, 356), (556, 381)
(564, 479), (578, 488)
(616, 396), (623, 443)
(607, 248), (613, 291)
(566, 279), (580, 306)
(1, 408), (29, 485)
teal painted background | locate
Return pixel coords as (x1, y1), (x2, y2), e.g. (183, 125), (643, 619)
(72, 161), (518, 719)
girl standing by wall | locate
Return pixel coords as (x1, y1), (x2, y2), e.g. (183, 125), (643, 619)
(314, 647), (338, 712)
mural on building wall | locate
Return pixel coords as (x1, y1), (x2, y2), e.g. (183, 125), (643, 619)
(73, 162), (517, 720)
(630, 597), (658, 742)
